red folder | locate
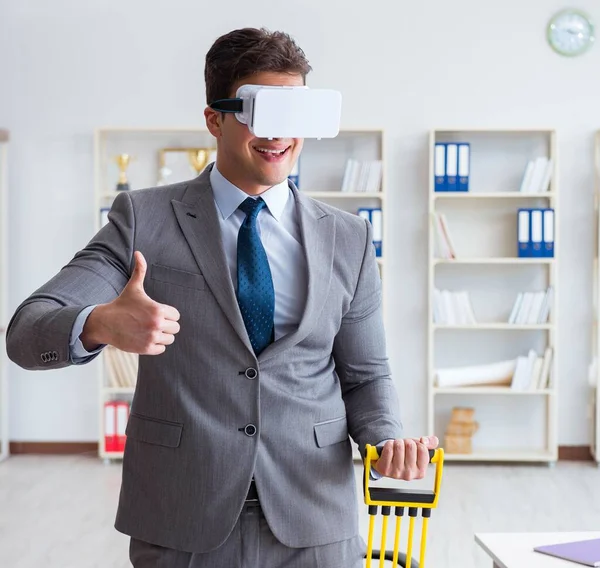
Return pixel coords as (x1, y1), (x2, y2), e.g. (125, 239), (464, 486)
(104, 401), (117, 452)
(115, 401), (130, 452)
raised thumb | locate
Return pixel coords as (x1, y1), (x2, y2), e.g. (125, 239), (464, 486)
(127, 251), (148, 292)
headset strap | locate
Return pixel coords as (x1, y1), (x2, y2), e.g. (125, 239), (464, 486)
(209, 98), (243, 113)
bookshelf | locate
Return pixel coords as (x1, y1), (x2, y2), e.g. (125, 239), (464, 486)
(427, 129), (558, 464)
(0, 129), (9, 462)
(591, 131), (600, 465)
(93, 127), (385, 461)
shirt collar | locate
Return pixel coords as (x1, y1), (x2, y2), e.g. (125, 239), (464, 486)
(210, 164), (290, 222)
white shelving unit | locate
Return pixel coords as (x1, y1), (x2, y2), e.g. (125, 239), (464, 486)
(0, 129), (9, 462)
(590, 131), (600, 465)
(94, 127), (386, 461)
(427, 129), (558, 464)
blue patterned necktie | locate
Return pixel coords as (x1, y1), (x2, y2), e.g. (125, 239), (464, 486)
(236, 197), (275, 355)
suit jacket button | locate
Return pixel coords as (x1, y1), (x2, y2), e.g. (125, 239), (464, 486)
(243, 424), (257, 437)
(244, 367), (258, 380)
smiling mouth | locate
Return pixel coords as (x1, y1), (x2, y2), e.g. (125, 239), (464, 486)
(253, 145), (291, 158)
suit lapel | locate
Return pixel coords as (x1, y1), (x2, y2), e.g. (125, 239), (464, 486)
(258, 189), (335, 363)
(171, 168), (254, 355)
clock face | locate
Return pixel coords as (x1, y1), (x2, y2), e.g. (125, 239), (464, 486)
(548, 9), (595, 56)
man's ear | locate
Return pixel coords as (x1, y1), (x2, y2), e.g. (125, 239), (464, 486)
(204, 107), (223, 138)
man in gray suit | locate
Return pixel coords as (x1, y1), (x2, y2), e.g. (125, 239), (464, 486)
(6, 27), (438, 568)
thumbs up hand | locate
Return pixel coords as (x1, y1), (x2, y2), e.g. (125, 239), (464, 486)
(80, 251), (181, 355)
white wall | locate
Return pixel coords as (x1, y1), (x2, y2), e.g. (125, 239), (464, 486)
(1, 0), (598, 445)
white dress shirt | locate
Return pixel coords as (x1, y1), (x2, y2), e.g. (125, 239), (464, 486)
(208, 165), (308, 341)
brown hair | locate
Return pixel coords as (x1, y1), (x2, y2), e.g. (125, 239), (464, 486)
(204, 27), (312, 104)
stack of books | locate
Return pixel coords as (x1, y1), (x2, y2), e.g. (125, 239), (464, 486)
(508, 287), (553, 324)
(518, 157), (553, 193)
(433, 289), (477, 324)
(340, 159), (382, 192)
(510, 347), (553, 391)
(105, 345), (138, 388)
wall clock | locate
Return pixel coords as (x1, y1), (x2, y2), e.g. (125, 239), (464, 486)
(547, 9), (595, 56)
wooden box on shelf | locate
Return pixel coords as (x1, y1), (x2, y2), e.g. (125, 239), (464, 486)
(445, 406), (479, 454)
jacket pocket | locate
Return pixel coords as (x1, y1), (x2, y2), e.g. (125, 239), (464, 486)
(150, 263), (205, 290)
(314, 416), (348, 448)
(126, 412), (183, 448)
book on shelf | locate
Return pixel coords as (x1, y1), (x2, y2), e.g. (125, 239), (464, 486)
(431, 212), (457, 259)
(357, 207), (383, 257)
(435, 347), (553, 391)
(434, 142), (470, 192)
(105, 345), (138, 388)
(517, 208), (555, 258)
(340, 159), (382, 192)
(518, 157), (553, 194)
(433, 288), (477, 324)
(508, 287), (553, 324)
(511, 347), (553, 391)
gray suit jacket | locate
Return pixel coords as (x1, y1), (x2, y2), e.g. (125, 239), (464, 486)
(6, 165), (403, 553)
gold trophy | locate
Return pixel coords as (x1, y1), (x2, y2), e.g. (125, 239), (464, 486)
(115, 154), (133, 191)
(188, 148), (211, 176)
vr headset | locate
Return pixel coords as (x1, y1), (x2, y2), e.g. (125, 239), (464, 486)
(209, 85), (342, 139)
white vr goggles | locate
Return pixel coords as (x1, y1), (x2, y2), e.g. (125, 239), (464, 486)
(209, 84), (342, 139)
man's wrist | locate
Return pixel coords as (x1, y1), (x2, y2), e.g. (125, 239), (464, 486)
(80, 304), (109, 350)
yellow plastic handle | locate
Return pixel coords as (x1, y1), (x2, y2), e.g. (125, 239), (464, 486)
(366, 445), (441, 464)
(363, 444), (445, 508)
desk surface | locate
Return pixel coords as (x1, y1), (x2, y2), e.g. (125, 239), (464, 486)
(475, 532), (600, 567)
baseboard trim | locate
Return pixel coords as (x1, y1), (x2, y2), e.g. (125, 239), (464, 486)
(558, 445), (593, 461)
(6, 442), (595, 461)
(9, 442), (98, 455)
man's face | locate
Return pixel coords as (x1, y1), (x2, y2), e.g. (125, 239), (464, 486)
(204, 71), (304, 195)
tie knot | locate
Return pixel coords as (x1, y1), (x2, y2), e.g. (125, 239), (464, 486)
(239, 197), (266, 220)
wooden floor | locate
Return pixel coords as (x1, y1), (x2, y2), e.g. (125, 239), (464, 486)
(0, 453), (599, 567)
